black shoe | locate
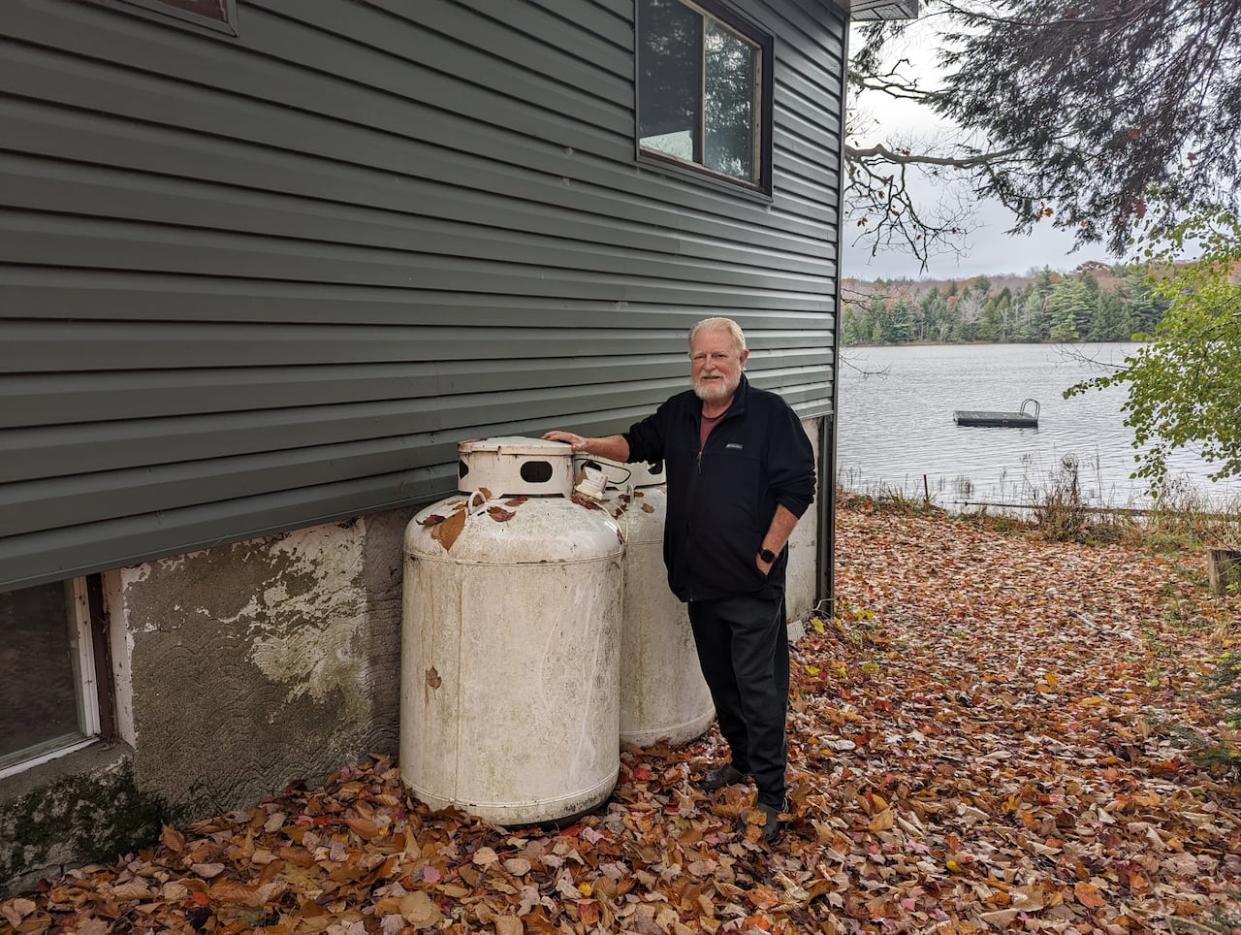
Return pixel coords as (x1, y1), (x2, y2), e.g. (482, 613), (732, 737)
(737, 800), (784, 844)
(698, 763), (747, 793)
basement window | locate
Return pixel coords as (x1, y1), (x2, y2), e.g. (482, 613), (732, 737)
(0, 578), (107, 779)
(636, 0), (773, 193)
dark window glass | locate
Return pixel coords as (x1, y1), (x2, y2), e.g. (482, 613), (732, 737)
(704, 20), (756, 180)
(158, 0), (228, 20)
(638, 0), (702, 164)
(637, 0), (767, 188)
(0, 583), (80, 761)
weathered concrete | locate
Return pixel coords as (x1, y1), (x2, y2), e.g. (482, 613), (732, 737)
(1, 508), (412, 896)
(785, 417), (823, 623)
(117, 511), (412, 817)
(0, 743), (165, 897)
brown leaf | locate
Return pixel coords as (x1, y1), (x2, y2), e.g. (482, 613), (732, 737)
(191, 862), (226, 879)
(160, 824), (186, 853)
(1074, 881), (1106, 909)
(495, 918), (524, 935)
(503, 857), (532, 876)
(1, 899), (35, 928)
(400, 891), (443, 929)
(868, 809), (895, 832)
(641, 503), (655, 513)
(110, 880), (154, 900)
(503, 497), (528, 507)
(748, 885), (779, 909)
(210, 879), (261, 905)
(418, 514), (446, 527)
(487, 506), (516, 523)
(472, 846), (499, 867)
(345, 817), (380, 840)
(426, 667), (442, 689)
(431, 509), (467, 551)
(571, 493), (603, 511)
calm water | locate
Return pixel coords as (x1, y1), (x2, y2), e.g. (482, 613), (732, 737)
(836, 343), (1241, 508)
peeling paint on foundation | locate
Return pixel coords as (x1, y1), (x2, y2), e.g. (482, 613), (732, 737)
(245, 525), (370, 716)
(106, 511), (412, 819)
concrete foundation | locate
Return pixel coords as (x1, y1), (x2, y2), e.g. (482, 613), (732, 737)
(1, 509), (413, 895)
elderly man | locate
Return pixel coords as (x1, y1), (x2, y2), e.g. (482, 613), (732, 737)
(544, 317), (816, 843)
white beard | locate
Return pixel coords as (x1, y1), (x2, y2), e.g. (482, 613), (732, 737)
(692, 374), (738, 401)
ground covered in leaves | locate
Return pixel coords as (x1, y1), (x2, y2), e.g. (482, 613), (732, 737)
(4, 505), (1239, 934)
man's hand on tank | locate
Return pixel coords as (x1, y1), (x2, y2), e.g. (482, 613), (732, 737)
(542, 430), (588, 452)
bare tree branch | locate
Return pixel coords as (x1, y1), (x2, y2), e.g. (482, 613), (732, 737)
(845, 142), (1020, 169)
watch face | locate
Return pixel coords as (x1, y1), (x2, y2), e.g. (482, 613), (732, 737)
(760, 548), (776, 562)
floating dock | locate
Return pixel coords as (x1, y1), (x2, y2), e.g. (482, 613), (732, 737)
(953, 398), (1040, 428)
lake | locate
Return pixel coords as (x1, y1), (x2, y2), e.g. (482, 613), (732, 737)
(835, 343), (1240, 509)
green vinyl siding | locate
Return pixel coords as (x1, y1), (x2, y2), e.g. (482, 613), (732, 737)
(0, 0), (844, 590)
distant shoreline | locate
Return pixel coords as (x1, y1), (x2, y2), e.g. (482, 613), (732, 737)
(842, 339), (1146, 349)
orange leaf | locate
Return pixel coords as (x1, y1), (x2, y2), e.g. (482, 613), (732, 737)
(487, 506), (516, 522)
(748, 885), (779, 909)
(431, 509), (466, 551)
(1074, 882), (1106, 909)
(345, 817), (380, 840)
(418, 514), (446, 527)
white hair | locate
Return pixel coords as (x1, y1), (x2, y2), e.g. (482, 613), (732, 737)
(688, 317), (747, 354)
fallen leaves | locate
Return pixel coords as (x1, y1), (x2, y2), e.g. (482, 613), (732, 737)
(5, 505), (1239, 934)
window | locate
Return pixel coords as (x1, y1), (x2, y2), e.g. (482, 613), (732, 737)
(637, 0), (772, 192)
(102, 0), (239, 36)
(0, 578), (108, 778)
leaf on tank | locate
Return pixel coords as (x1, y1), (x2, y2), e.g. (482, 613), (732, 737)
(418, 514), (446, 527)
(641, 503), (656, 513)
(431, 509), (467, 550)
(503, 496), (529, 507)
(571, 493), (603, 511)
(477, 487), (493, 500)
(487, 506), (516, 522)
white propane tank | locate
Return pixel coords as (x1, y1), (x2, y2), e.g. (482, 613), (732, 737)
(402, 437), (624, 825)
(581, 457), (714, 747)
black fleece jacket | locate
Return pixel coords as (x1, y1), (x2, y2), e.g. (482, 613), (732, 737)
(623, 375), (816, 603)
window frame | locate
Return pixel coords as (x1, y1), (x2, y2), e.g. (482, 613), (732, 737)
(0, 575), (112, 780)
(94, 0), (240, 37)
(634, 0), (775, 199)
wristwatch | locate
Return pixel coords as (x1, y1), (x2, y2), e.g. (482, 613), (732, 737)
(758, 547), (777, 564)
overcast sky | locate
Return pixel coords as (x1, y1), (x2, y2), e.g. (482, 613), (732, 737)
(838, 19), (1120, 282)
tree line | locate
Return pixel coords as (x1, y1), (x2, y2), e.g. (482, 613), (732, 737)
(841, 265), (1171, 346)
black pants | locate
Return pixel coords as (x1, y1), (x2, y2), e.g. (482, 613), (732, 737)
(688, 591), (789, 808)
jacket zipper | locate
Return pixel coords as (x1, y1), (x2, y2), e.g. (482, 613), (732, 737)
(685, 399), (745, 601)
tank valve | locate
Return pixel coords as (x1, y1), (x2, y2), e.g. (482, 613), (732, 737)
(574, 463), (608, 500)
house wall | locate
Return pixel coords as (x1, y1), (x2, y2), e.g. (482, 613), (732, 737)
(0, 0), (843, 592)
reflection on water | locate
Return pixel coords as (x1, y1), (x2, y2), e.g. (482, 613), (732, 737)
(837, 343), (1241, 508)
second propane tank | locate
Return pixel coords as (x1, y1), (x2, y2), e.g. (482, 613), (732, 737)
(581, 456), (714, 747)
